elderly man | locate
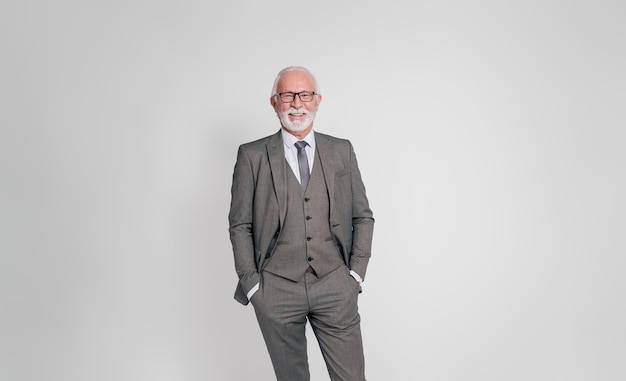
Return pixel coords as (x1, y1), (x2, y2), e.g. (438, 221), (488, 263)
(228, 66), (374, 381)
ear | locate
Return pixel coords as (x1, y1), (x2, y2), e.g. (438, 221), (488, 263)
(315, 94), (322, 109)
(270, 95), (277, 109)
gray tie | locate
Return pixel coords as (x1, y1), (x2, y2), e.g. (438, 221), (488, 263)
(295, 141), (310, 190)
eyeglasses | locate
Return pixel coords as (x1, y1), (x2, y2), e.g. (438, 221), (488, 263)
(274, 91), (317, 103)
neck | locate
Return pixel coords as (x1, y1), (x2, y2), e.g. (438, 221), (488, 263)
(283, 125), (313, 140)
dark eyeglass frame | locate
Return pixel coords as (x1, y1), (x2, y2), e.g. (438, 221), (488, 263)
(274, 91), (317, 103)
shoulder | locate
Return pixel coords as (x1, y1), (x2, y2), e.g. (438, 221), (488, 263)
(314, 131), (352, 148)
(315, 132), (355, 158)
(238, 130), (282, 152)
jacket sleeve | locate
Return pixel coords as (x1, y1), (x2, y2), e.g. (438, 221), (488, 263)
(347, 141), (375, 280)
(228, 145), (260, 305)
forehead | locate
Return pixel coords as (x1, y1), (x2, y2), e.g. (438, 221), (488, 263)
(276, 71), (316, 92)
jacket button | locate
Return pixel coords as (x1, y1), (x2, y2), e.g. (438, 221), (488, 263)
(305, 216), (312, 220)
(304, 197), (310, 202)
(306, 237), (312, 241)
(307, 257), (313, 261)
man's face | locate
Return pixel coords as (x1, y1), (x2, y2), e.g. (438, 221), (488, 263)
(271, 71), (322, 134)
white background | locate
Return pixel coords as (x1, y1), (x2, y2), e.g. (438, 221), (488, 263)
(1, 1), (625, 380)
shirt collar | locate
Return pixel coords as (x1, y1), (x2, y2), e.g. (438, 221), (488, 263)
(281, 128), (315, 150)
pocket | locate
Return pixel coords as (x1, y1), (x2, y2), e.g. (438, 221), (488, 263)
(335, 169), (347, 178)
(325, 236), (343, 258)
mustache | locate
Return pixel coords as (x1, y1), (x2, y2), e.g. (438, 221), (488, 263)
(286, 108), (309, 114)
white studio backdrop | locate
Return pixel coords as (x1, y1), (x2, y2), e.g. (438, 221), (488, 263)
(1, 1), (625, 380)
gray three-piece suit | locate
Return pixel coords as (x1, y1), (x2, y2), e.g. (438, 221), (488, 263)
(229, 130), (374, 380)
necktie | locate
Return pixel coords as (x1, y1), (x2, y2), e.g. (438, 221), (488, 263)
(294, 141), (310, 190)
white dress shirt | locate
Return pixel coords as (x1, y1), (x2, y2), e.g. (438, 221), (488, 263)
(281, 128), (315, 183)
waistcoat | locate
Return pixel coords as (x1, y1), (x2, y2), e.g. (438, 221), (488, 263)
(263, 149), (344, 281)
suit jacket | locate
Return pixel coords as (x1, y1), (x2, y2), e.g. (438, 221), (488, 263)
(228, 130), (374, 305)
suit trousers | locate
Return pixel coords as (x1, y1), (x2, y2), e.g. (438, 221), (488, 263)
(251, 265), (365, 381)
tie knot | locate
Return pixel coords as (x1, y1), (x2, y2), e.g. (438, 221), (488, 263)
(295, 141), (308, 151)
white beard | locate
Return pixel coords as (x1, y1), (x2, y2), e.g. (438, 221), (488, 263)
(277, 108), (316, 132)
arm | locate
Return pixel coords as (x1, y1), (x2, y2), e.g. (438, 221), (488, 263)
(228, 145), (260, 305)
(347, 141), (375, 282)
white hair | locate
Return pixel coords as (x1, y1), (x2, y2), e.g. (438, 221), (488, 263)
(271, 66), (321, 96)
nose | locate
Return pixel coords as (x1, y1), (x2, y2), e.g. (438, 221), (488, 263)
(291, 94), (302, 108)
(291, 93), (303, 107)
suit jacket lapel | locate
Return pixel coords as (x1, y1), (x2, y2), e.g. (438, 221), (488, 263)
(267, 130), (288, 227)
(314, 132), (337, 215)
